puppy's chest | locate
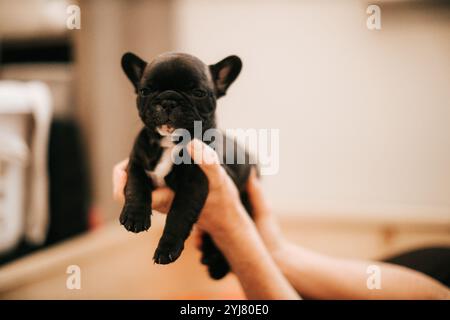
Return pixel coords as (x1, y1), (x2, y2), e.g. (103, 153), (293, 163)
(145, 136), (176, 187)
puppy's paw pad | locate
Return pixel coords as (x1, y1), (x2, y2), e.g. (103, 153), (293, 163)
(153, 239), (184, 265)
(119, 205), (151, 233)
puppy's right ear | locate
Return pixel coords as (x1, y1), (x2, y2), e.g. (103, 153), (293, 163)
(121, 52), (147, 93)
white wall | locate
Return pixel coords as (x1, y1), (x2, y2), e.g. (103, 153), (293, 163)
(172, 0), (450, 219)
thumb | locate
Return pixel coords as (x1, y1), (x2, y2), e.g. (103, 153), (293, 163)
(187, 139), (223, 183)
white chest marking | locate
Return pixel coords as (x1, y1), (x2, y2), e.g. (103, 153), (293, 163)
(145, 136), (175, 187)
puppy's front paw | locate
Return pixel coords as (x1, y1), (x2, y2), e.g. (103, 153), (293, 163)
(119, 203), (151, 233)
(153, 236), (184, 264)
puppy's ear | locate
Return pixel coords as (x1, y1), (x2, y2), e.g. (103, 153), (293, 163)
(121, 52), (147, 93)
(209, 55), (242, 98)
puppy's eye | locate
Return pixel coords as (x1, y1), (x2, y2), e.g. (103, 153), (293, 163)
(139, 87), (153, 97)
(191, 89), (207, 98)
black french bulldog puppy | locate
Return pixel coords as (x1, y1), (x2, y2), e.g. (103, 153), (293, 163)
(120, 52), (254, 279)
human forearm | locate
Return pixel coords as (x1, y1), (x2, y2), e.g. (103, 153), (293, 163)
(241, 166), (450, 300)
(210, 205), (300, 300)
(273, 243), (450, 300)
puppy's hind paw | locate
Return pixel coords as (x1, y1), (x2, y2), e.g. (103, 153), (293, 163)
(201, 252), (230, 280)
(119, 204), (151, 233)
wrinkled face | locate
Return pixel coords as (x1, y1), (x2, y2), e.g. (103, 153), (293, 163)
(138, 54), (215, 135)
(121, 52), (242, 136)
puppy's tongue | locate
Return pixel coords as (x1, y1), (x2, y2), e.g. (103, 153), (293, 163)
(156, 124), (174, 136)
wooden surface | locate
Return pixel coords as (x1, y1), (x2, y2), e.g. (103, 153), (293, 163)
(0, 214), (449, 299)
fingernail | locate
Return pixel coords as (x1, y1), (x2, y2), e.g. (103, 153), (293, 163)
(188, 139), (219, 165)
(188, 139), (202, 164)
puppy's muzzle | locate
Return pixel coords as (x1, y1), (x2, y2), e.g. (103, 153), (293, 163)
(154, 90), (184, 109)
(149, 90), (185, 126)
(159, 99), (178, 112)
(156, 90), (183, 100)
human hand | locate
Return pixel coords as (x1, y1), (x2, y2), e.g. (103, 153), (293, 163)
(112, 140), (301, 300)
(113, 139), (287, 253)
(112, 139), (252, 240)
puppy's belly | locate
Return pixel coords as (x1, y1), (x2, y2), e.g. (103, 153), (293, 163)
(145, 146), (174, 187)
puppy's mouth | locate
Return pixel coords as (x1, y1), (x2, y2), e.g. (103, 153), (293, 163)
(156, 124), (175, 136)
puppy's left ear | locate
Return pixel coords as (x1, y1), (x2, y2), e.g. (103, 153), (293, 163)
(121, 52), (147, 93)
(209, 55), (242, 98)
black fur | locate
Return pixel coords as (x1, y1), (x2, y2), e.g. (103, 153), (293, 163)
(120, 52), (253, 279)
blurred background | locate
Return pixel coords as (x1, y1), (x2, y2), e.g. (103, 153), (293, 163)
(0, 0), (449, 299)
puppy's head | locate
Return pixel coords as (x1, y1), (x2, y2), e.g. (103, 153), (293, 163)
(121, 52), (242, 135)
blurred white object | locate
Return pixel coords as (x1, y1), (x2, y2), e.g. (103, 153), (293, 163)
(1, 64), (74, 117)
(0, 133), (28, 253)
(0, 81), (53, 253)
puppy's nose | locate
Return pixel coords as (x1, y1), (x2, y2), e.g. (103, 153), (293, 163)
(161, 100), (178, 111)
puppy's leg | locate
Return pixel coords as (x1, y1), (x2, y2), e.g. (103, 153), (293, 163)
(120, 160), (152, 233)
(201, 233), (230, 279)
(153, 165), (208, 264)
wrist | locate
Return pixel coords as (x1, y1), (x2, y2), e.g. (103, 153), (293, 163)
(271, 239), (294, 261)
(255, 217), (288, 256)
(209, 204), (254, 248)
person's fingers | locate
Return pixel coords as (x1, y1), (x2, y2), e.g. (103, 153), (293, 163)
(151, 187), (174, 214)
(187, 139), (224, 187)
(113, 159), (129, 203)
(246, 168), (271, 220)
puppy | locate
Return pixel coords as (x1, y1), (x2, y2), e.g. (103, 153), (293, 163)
(120, 52), (253, 279)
